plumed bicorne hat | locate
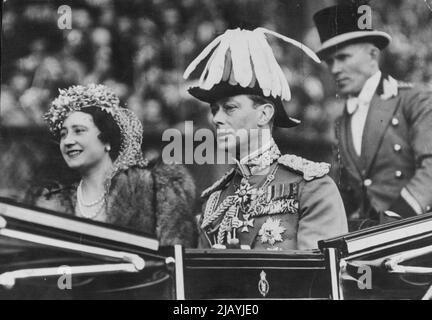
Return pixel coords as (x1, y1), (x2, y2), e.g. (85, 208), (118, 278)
(313, 4), (391, 59)
(183, 27), (321, 128)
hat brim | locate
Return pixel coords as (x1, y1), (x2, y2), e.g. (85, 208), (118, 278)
(188, 83), (300, 128)
(316, 30), (391, 59)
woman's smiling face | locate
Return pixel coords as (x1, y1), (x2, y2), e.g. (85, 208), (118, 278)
(59, 111), (110, 173)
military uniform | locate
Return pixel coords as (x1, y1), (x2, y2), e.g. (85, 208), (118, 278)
(198, 141), (348, 250)
(335, 74), (432, 228)
(182, 27), (346, 249)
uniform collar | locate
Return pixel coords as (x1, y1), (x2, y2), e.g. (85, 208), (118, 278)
(234, 138), (281, 178)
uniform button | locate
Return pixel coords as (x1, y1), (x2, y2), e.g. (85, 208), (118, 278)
(393, 144), (402, 152)
(395, 170), (403, 178)
(364, 179), (372, 187)
(391, 118), (399, 126)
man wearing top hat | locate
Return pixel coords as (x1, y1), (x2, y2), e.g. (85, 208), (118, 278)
(183, 27), (348, 250)
(313, 4), (432, 230)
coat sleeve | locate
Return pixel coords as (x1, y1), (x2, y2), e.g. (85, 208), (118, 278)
(152, 164), (198, 247)
(401, 88), (432, 213)
(297, 176), (348, 250)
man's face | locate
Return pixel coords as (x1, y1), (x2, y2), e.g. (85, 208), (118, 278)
(210, 95), (261, 156)
(324, 43), (376, 97)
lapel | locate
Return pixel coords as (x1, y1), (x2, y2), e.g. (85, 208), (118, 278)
(338, 111), (362, 179)
(361, 93), (400, 174)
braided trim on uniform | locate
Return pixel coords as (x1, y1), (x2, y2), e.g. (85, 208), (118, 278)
(202, 190), (222, 224)
(216, 205), (238, 244)
(201, 195), (236, 229)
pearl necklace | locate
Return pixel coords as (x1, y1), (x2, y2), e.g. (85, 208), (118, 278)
(77, 181), (106, 219)
(77, 180), (106, 206)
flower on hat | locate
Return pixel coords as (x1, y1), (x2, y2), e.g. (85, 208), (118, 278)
(44, 84), (120, 136)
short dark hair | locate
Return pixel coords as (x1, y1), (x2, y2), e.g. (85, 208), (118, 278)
(248, 95), (272, 106)
(80, 107), (122, 161)
(247, 95), (275, 125)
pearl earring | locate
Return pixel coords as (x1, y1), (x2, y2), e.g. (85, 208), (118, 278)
(106, 146), (111, 152)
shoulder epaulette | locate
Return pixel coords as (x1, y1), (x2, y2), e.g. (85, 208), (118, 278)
(201, 168), (236, 198)
(278, 154), (330, 181)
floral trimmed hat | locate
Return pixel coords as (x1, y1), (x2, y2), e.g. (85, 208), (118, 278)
(44, 84), (148, 179)
(44, 84), (121, 136)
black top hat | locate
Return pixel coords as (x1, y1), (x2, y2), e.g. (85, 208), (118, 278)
(313, 4), (391, 59)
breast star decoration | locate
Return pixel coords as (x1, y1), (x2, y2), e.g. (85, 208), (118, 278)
(258, 217), (286, 245)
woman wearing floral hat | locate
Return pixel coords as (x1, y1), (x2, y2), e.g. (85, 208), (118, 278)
(29, 84), (197, 247)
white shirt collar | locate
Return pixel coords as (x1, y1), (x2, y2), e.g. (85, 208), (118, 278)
(358, 70), (381, 103)
(347, 71), (382, 156)
(347, 71), (381, 114)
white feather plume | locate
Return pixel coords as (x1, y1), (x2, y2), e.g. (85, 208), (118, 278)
(200, 30), (233, 89)
(183, 33), (224, 79)
(183, 27), (320, 102)
(247, 30), (272, 96)
(254, 30), (283, 99)
(256, 27), (321, 63)
(229, 29), (253, 87)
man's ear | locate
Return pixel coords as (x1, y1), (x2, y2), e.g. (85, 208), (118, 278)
(258, 103), (275, 127)
(369, 45), (380, 61)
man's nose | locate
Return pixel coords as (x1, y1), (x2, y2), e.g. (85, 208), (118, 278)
(330, 60), (341, 75)
(212, 109), (225, 126)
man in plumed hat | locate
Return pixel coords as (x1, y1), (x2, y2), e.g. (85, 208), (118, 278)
(313, 4), (432, 230)
(183, 27), (348, 250)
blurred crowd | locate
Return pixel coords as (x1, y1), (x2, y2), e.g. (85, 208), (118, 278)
(1, 0), (431, 200)
(373, 0), (432, 84)
(2, 0), (432, 139)
(2, 0), (431, 141)
(0, 0), (336, 144)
